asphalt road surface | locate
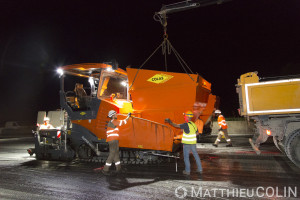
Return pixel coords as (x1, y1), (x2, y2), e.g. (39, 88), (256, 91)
(0, 136), (299, 200)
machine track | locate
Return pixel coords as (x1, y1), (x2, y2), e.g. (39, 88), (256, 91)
(78, 150), (179, 165)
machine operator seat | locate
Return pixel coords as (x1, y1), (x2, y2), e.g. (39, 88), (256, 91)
(74, 83), (87, 108)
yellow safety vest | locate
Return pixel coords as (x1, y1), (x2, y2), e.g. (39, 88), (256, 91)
(182, 122), (198, 144)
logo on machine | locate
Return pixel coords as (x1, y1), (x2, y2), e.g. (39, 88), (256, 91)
(147, 73), (173, 84)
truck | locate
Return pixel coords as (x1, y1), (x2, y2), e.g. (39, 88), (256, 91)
(236, 71), (300, 168)
(29, 63), (218, 163)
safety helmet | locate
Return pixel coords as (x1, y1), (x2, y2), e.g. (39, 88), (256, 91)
(44, 117), (50, 121)
(215, 110), (221, 114)
(184, 111), (194, 117)
(108, 110), (117, 118)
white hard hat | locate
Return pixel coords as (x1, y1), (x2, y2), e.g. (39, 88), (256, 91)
(44, 117), (50, 121)
(108, 110), (117, 118)
(215, 110), (221, 114)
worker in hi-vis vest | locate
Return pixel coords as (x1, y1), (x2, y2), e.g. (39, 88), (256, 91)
(213, 110), (233, 147)
(102, 110), (131, 175)
(165, 111), (202, 175)
(39, 117), (54, 130)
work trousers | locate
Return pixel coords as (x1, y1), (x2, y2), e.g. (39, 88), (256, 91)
(103, 140), (121, 172)
(214, 129), (232, 145)
(183, 144), (203, 173)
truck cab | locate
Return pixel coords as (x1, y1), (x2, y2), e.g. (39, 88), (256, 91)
(59, 63), (131, 121)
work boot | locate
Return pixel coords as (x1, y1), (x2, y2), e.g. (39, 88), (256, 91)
(101, 170), (110, 175)
(196, 170), (202, 174)
(226, 144), (233, 147)
(116, 165), (121, 173)
(182, 170), (190, 175)
(102, 165), (110, 175)
(103, 165), (110, 171)
(212, 144), (218, 147)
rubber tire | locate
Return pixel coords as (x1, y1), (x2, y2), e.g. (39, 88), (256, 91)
(285, 129), (300, 168)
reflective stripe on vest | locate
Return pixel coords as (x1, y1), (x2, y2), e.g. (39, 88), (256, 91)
(218, 115), (228, 129)
(119, 120), (127, 126)
(182, 122), (197, 144)
(106, 127), (119, 141)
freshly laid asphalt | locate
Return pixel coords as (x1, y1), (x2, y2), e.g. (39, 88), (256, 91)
(0, 134), (299, 200)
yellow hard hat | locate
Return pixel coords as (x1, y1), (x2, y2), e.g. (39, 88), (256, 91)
(184, 111), (194, 117)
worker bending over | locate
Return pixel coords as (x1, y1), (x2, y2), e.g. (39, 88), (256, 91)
(165, 111), (202, 175)
(213, 110), (233, 147)
(102, 110), (131, 175)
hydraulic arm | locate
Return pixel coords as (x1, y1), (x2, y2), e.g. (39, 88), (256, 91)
(154, 0), (231, 27)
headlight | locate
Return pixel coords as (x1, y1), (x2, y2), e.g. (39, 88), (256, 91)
(106, 67), (114, 72)
(57, 68), (64, 76)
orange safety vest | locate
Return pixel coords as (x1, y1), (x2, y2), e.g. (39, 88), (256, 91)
(106, 119), (127, 142)
(218, 115), (228, 129)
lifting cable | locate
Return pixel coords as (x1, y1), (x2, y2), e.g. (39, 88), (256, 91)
(129, 12), (196, 89)
(129, 41), (164, 89)
(167, 40), (195, 81)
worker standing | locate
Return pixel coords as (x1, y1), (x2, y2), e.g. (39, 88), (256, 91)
(213, 110), (233, 147)
(165, 111), (202, 175)
(102, 110), (131, 175)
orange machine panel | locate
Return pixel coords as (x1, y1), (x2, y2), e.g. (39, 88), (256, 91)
(126, 68), (215, 137)
(127, 68), (198, 111)
(71, 99), (119, 140)
(119, 116), (174, 151)
(72, 67), (216, 153)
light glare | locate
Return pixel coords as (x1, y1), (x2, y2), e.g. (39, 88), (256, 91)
(89, 77), (94, 84)
(121, 81), (127, 87)
(106, 67), (114, 72)
(57, 68), (64, 76)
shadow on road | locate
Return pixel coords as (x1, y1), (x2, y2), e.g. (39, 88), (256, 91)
(105, 173), (160, 190)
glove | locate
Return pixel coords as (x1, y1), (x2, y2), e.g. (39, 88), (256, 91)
(165, 118), (171, 123)
(127, 113), (131, 117)
(218, 128), (222, 131)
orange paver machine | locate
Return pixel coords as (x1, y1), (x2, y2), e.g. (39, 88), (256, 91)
(31, 62), (217, 162)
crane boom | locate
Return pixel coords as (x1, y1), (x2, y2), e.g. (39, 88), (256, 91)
(156, 0), (231, 17)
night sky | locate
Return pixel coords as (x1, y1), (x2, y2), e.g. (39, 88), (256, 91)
(0, 0), (300, 123)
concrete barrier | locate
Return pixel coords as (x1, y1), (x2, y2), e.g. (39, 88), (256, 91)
(0, 127), (35, 138)
(211, 120), (256, 135)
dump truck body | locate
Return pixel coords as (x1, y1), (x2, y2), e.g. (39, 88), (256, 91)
(237, 72), (300, 116)
(236, 72), (300, 168)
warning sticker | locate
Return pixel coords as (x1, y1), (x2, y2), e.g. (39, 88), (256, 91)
(147, 73), (173, 84)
